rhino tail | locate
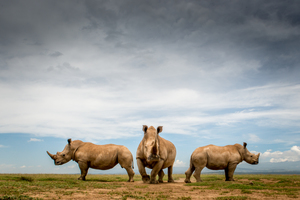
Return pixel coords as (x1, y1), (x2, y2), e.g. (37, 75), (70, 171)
(132, 159), (134, 169)
(189, 156), (195, 172)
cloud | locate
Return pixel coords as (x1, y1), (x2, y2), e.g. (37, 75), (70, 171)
(28, 138), (43, 142)
(173, 160), (186, 167)
(0, 144), (7, 148)
(261, 146), (300, 163)
(20, 165), (26, 168)
(49, 51), (63, 57)
(0, 1), (299, 146)
(248, 134), (261, 143)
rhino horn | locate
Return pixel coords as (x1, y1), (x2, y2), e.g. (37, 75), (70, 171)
(47, 151), (56, 160)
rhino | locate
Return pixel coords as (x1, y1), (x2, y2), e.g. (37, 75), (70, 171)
(47, 139), (135, 182)
(185, 142), (260, 182)
(136, 125), (176, 184)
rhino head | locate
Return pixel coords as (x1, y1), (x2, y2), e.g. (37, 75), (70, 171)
(47, 139), (73, 165)
(143, 125), (162, 162)
(242, 142), (260, 165)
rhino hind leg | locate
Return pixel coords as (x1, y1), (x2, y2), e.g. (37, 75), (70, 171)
(158, 169), (164, 183)
(78, 161), (89, 181)
(124, 166), (135, 182)
(225, 163), (237, 181)
(193, 166), (205, 182)
(167, 165), (174, 183)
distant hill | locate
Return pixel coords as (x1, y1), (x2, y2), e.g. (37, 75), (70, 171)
(89, 161), (300, 175)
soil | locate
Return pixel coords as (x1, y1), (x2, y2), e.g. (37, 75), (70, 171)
(26, 177), (299, 200)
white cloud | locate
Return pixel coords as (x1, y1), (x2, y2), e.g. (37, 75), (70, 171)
(68, 164), (77, 169)
(28, 138), (43, 142)
(173, 160), (186, 167)
(20, 165), (26, 168)
(248, 134), (261, 143)
(0, 144), (7, 148)
(262, 146), (300, 163)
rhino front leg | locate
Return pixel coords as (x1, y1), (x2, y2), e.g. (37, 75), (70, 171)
(185, 164), (195, 183)
(168, 165), (174, 183)
(78, 161), (89, 180)
(158, 169), (164, 183)
(136, 158), (150, 183)
(150, 160), (164, 184)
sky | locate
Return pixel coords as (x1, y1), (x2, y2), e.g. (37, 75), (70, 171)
(1, 0), (300, 174)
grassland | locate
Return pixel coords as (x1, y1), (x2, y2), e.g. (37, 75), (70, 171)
(0, 174), (299, 199)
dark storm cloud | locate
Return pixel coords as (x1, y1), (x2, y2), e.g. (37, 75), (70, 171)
(82, 0), (300, 74)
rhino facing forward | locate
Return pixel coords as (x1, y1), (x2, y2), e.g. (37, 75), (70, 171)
(185, 142), (260, 182)
(136, 125), (176, 184)
(47, 139), (134, 181)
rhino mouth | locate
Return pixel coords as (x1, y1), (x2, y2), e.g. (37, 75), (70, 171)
(55, 161), (63, 165)
(252, 161), (259, 165)
(147, 154), (160, 162)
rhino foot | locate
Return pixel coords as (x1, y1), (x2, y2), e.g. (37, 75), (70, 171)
(78, 177), (86, 181)
(142, 175), (150, 183)
(150, 180), (159, 184)
(168, 179), (175, 183)
(159, 180), (164, 183)
(184, 179), (191, 183)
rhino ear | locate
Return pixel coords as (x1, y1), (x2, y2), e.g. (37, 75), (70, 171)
(142, 125), (148, 134)
(157, 126), (163, 134)
(68, 138), (72, 145)
(243, 142), (247, 148)
(257, 153), (260, 157)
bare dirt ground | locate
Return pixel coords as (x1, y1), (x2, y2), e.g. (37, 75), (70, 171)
(26, 177), (300, 200)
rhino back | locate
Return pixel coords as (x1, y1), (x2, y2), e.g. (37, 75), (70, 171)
(192, 145), (242, 170)
(74, 143), (120, 170)
(158, 136), (176, 168)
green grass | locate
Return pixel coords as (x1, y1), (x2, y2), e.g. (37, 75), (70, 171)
(1, 174), (300, 199)
(185, 174), (300, 198)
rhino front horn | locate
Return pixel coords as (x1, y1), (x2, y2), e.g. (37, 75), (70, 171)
(47, 151), (56, 160)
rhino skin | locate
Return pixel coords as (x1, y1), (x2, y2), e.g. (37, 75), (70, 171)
(47, 139), (134, 182)
(185, 142), (260, 182)
(136, 125), (176, 184)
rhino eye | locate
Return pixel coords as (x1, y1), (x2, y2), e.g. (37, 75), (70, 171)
(251, 155), (253, 157)
(63, 154), (65, 157)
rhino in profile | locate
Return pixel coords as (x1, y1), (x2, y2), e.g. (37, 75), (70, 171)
(136, 125), (176, 184)
(185, 142), (260, 182)
(47, 139), (134, 182)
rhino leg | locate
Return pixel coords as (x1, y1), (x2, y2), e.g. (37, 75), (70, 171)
(118, 156), (135, 182)
(78, 161), (89, 181)
(124, 166), (135, 182)
(168, 165), (174, 183)
(158, 169), (164, 183)
(225, 163), (237, 181)
(193, 166), (204, 182)
(137, 158), (150, 183)
(184, 164), (195, 183)
(150, 160), (164, 184)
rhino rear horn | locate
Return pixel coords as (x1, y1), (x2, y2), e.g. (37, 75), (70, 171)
(243, 142), (247, 148)
(47, 151), (56, 160)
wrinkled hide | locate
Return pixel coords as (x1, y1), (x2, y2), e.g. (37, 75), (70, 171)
(185, 142), (260, 182)
(136, 125), (176, 184)
(47, 139), (134, 181)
